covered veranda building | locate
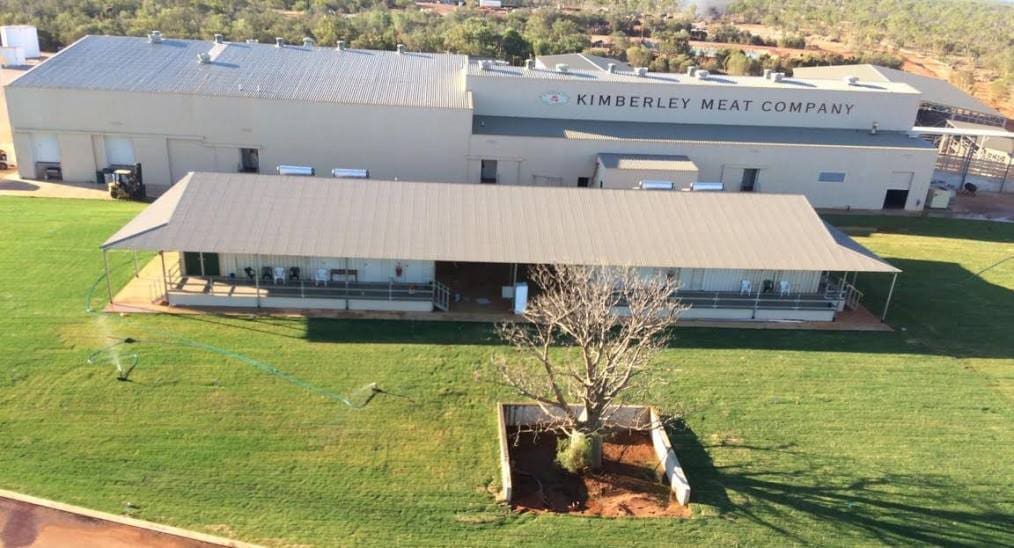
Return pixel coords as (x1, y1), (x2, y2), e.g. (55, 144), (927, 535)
(101, 172), (900, 322)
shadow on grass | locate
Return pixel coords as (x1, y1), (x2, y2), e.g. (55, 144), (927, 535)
(823, 214), (1014, 244)
(155, 252), (1010, 360)
(668, 420), (1014, 545)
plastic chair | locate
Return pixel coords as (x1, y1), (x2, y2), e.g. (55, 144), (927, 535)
(739, 280), (752, 295)
(314, 268), (328, 287)
(779, 280), (791, 296)
(273, 267), (286, 285)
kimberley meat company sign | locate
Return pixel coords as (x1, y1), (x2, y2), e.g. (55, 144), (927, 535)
(539, 91), (856, 116)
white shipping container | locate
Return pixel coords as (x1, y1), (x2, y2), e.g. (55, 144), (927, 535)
(0, 25), (40, 58)
(0, 46), (25, 67)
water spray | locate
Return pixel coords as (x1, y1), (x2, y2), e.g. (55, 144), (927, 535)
(84, 262), (398, 408)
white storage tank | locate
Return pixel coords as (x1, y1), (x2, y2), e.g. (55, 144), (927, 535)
(0, 25), (40, 58)
(0, 46), (26, 67)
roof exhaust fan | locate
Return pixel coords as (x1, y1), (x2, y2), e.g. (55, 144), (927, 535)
(148, 31), (163, 44)
(635, 67), (648, 77)
(303, 37), (315, 47)
(275, 37), (284, 48)
(196, 52), (211, 64)
(396, 44), (406, 55)
(213, 33), (224, 44)
(336, 40), (346, 51)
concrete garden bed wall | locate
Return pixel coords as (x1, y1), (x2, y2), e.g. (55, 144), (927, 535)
(496, 403), (691, 506)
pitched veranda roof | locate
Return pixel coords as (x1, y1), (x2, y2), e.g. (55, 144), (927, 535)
(102, 172), (898, 273)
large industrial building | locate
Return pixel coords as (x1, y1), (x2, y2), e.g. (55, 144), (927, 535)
(7, 34), (940, 210)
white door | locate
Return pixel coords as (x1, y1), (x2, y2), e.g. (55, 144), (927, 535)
(104, 136), (135, 166)
(33, 133), (60, 162)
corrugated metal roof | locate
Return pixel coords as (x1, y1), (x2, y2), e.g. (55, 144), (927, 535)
(473, 116), (935, 149)
(469, 61), (921, 94)
(11, 35), (470, 109)
(597, 153), (698, 172)
(946, 120), (1014, 154)
(103, 172), (898, 273)
(793, 64), (1003, 118)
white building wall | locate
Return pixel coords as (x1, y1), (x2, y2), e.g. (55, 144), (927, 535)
(7, 87), (473, 189)
(469, 134), (937, 210)
(468, 74), (921, 131)
(638, 267), (822, 293)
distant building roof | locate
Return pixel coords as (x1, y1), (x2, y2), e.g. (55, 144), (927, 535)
(473, 116), (935, 150)
(792, 64), (1003, 118)
(10, 35), (471, 109)
(103, 172), (898, 273)
(947, 120), (1014, 155)
(535, 53), (633, 73)
(597, 153), (698, 172)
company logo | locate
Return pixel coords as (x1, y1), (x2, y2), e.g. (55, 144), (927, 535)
(539, 91), (570, 105)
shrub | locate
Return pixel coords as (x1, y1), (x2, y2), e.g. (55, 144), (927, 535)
(555, 431), (601, 473)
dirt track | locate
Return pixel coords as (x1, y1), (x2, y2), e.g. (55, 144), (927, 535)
(0, 495), (239, 548)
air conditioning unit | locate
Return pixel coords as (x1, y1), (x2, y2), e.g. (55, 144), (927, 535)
(639, 180), (674, 191)
(276, 165), (315, 176)
(331, 168), (369, 179)
(690, 181), (724, 192)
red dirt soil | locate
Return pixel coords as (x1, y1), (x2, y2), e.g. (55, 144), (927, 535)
(507, 429), (690, 518)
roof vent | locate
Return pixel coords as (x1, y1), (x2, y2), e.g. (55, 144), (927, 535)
(245, 39), (258, 44)
(635, 67), (649, 77)
(844, 75), (859, 85)
(275, 37), (284, 48)
(687, 65), (697, 76)
(396, 44), (406, 54)
(762, 68), (772, 79)
(606, 62), (617, 74)
(196, 52), (211, 64)
(213, 33), (224, 44)
(479, 59), (493, 71)
(336, 40), (346, 51)
(524, 58), (535, 70)
(148, 31), (163, 44)
(772, 72), (784, 82)
(870, 122), (879, 135)
(696, 70), (710, 80)
(303, 37), (315, 47)
(555, 63), (569, 73)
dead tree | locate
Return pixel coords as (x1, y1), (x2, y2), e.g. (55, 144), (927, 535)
(494, 264), (683, 471)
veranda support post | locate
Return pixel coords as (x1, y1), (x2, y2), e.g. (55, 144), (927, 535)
(159, 251), (168, 302)
(881, 272), (899, 322)
(103, 249), (113, 306)
(255, 254), (262, 309)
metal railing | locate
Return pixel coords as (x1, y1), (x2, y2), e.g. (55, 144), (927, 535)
(670, 290), (841, 312)
(433, 281), (451, 311)
(170, 276), (436, 303)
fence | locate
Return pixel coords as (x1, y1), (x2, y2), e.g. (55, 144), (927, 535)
(936, 153), (1013, 187)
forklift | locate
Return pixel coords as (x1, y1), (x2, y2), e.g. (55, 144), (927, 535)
(99, 163), (146, 201)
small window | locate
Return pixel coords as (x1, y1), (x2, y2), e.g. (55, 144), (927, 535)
(818, 171), (847, 183)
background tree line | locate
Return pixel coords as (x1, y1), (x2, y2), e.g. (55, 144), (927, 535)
(0, 0), (1008, 92)
(727, 0), (1013, 101)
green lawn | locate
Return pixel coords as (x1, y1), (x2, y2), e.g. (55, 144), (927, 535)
(0, 196), (1011, 546)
